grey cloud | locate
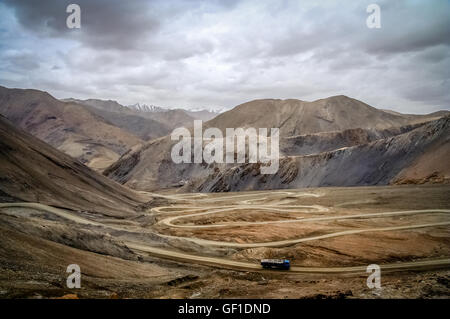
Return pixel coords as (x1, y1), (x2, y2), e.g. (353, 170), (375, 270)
(400, 80), (450, 107)
(359, 0), (450, 55)
(4, 0), (161, 51)
(413, 45), (450, 64)
(1, 0), (449, 113)
(1, 52), (40, 70)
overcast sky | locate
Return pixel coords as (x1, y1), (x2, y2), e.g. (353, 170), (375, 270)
(0, 0), (449, 113)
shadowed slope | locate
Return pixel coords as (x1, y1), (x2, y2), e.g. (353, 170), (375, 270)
(0, 115), (144, 217)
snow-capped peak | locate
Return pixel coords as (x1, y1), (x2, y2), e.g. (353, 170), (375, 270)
(127, 103), (167, 112)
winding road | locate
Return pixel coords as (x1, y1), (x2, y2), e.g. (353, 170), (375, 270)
(1, 195), (450, 274)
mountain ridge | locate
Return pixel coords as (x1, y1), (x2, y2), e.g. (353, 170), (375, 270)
(0, 86), (143, 171)
(104, 95), (449, 191)
(195, 115), (450, 192)
(205, 96), (447, 137)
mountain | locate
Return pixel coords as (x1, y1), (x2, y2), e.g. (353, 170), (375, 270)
(64, 98), (172, 141)
(183, 109), (219, 121)
(0, 114), (144, 217)
(104, 96), (449, 191)
(127, 103), (219, 121)
(139, 109), (196, 129)
(0, 87), (143, 171)
(196, 116), (450, 192)
(123, 105), (214, 129)
(66, 98), (217, 134)
(62, 98), (128, 113)
(127, 103), (165, 112)
(205, 96), (447, 136)
(279, 123), (425, 156)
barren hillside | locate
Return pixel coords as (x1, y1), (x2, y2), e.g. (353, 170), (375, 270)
(70, 100), (172, 141)
(0, 114), (144, 217)
(104, 96), (449, 191)
(197, 116), (450, 192)
(66, 98), (219, 140)
(0, 87), (143, 171)
(205, 96), (446, 136)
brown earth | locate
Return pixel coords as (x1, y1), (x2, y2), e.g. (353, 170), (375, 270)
(0, 86), (143, 171)
(105, 96), (449, 191)
(0, 114), (146, 217)
(1, 185), (449, 298)
(1, 91), (449, 299)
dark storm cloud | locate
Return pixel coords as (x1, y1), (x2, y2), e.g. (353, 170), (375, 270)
(3, 0), (240, 52)
(415, 45), (450, 64)
(262, 0), (450, 61)
(1, 0), (449, 113)
(3, 0), (161, 50)
(359, 0), (450, 55)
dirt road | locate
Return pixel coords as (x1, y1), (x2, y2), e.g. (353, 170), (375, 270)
(2, 200), (449, 274)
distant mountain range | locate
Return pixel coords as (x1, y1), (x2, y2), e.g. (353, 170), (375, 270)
(104, 96), (449, 191)
(204, 96), (446, 135)
(63, 97), (219, 137)
(64, 98), (220, 121)
(126, 102), (220, 122)
(127, 103), (166, 113)
(0, 88), (221, 172)
(1, 85), (448, 194)
(0, 87), (143, 172)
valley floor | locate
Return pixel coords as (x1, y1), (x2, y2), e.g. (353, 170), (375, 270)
(0, 184), (449, 298)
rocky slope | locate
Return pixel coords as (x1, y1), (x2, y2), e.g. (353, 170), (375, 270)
(104, 96), (449, 191)
(280, 123), (425, 156)
(0, 114), (144, 217)
(196, 116), (450, 192)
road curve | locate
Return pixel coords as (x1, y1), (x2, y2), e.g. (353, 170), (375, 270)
(1, 202), (449, 274)
(127, 242), (450, 274)
(156, 220), (450, 248)
(159, 207), (450, 230)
